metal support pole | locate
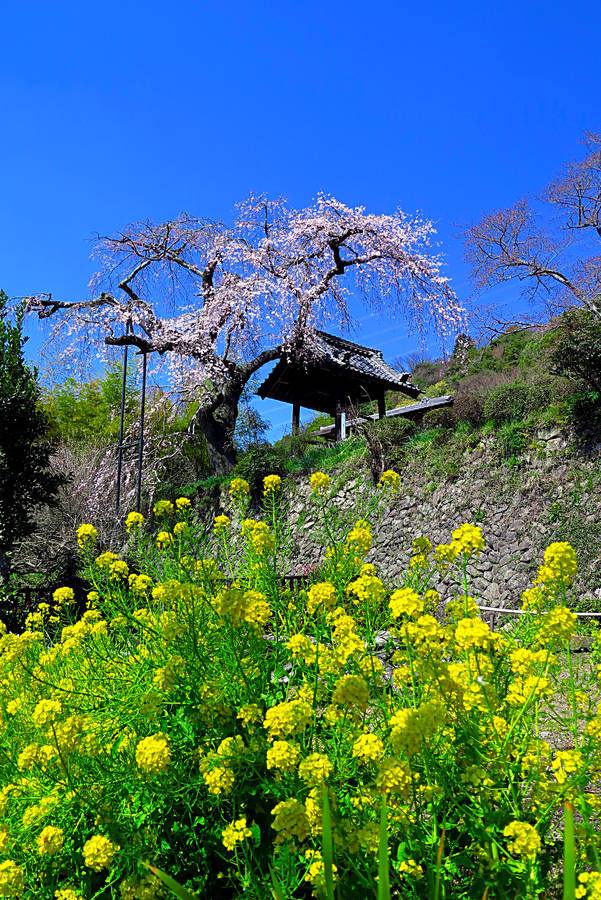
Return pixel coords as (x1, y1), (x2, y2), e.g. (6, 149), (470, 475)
(135, 351), (147, 513)
(115, 322), (132, 515)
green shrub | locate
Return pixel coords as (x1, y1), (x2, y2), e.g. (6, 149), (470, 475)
(551, 308), (601, 392)
(482, 379), (553, 425)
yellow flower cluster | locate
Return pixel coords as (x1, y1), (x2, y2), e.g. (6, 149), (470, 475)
(136, 733), (171, 774)
(153, 499), (174, 516)
(33, 699), (62, 728)
(53, 586), (75, 606)
(76, 523), (97, 547)
(346, 519), (372, 557)
(352, 733), (384, 764)
(309, 471), (330, 494)
(298, 752), (332, 785)
(125, 511), (144, 531)
(36, 825), (65, 855)
(454, 617), (498, 652)
(213, 514), (231, 532)
(576, 871), (601, 899)
(229, 477), (250, 498)
(346, 573), (385, 605)
(379, 469), (401, 492)
(0, 860), (24, 896)
(271, 799), (310, 844)
(222, 817), (252, 851)
(264, 699), (312, 740)
(215, 587), (272, 629)
(452, 523), (485, 556)
(536, 541), (578, 584)
(389, 587), (423, 619)
(307, 581), (337, 614)
(266, 740), (301, 772)
(263, 474), (282, 494)
(242, 519), (275, 555)
(538, 606), (577, 645)
(503, 820), (541, 859)
(82, 835), (120, 871)
(332, 675), (369, 711)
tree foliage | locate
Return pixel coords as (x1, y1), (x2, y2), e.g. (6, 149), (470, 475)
(0, 291), (64, 575)
(465, 133), (601, 321)
(28, 194), (463, 472)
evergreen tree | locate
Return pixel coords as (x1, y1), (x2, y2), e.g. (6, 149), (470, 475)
(0, 291), (64, 580)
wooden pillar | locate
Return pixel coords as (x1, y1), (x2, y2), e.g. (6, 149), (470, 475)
(377, 391), (386, 420)
(334, 402), (347, 442)
(292, 403), (301, 436)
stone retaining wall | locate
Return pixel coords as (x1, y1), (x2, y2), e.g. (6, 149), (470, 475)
(284, 431), (601, 608)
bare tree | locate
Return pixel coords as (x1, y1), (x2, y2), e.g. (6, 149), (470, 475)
(27, 194), (463, 473)
(465, 133), (601, 322)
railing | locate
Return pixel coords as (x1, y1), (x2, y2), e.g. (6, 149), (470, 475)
(476, 604), (601, 632)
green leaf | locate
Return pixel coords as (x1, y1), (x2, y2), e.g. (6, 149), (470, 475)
(145, 864), (200, 900)
(377, 802), (391, 900)
(321, 785), (336, 900)
(563, 803), (576, 900)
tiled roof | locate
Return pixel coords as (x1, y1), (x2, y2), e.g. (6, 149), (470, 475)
(257, 330), (420, 413)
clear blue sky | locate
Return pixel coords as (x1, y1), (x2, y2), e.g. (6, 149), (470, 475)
(1, 0), (599, 436)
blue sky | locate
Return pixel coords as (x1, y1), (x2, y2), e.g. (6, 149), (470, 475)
(1, 0), (600, 437)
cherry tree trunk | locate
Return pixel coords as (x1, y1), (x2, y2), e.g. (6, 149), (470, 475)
(194, 389), (242, 475)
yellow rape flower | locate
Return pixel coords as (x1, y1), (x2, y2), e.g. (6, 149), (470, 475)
(552, 749), (583, 785)
(264, 700), (312, 740)
(379, 469), (401, 491)
(229, 477), (250, 498)
(266, 740), (301, 772)
(271, 799), (310, 844)
(346, 519), (372, 556)
(263, 474), (282, 494)
(389, 588), (423, 619)
(298, 753), (332, 785)
(82, 835), (119, 871)
(332, 675), (369, 710)
(538, 607), (577, 645)
(309, 471), (330, 494)
(304, 849), (338, 893)
(213, 514), (230, 532)
(156, 530), (174, 549)
(503, 820), (541, 859)
(0, 861), (24, 896)
(135, 734), (171, 774)
(76, 523), (97, 548)
(397, 859), (424, 879)
(346, 573), (385, 605)
(307, 581), (337, 614)
(175, 496), (191, 509)
(53, 586), (75, 607)
(536, 541), (577, 585)
(125, 511), (144, 531)
(33, 699), (62, 728)
(222, 817), (251, 851)
(576, 872), (601, 899)
(454, 617), (498, 652)
(451, 523), (485, 556)
(37, 825), (64, 855)
(153, 499), (174, 517)
(352, 733), (385, 764)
